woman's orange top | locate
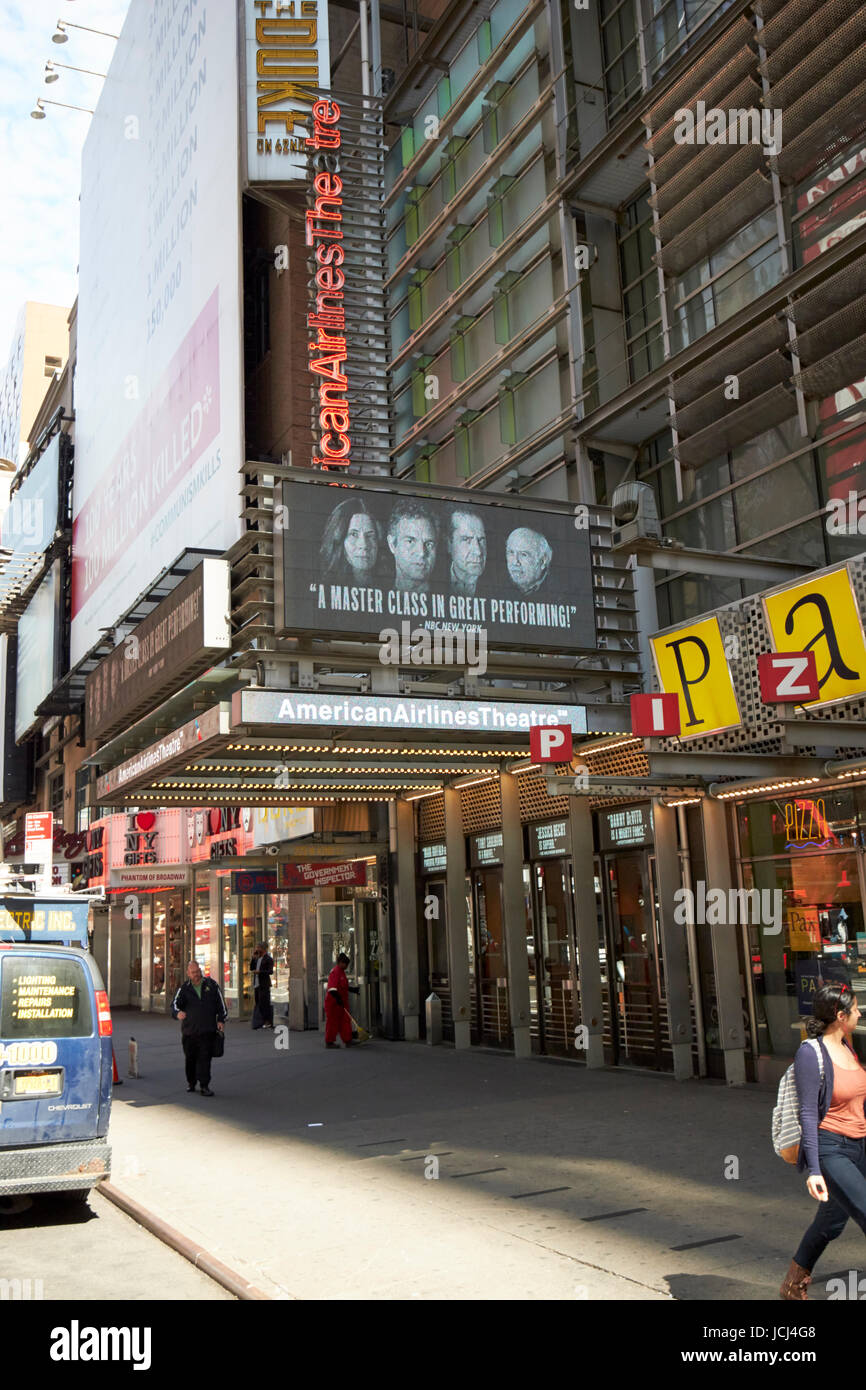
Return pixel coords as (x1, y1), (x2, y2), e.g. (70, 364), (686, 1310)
(820, 1058), (866, 1139)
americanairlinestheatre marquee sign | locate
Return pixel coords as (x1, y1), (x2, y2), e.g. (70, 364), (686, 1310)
(231, 690), (589, 734)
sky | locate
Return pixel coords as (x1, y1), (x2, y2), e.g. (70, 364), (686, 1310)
(0, 0), (131, 357)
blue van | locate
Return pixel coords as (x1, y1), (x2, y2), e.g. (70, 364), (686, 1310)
(0, 893), (112, 1201)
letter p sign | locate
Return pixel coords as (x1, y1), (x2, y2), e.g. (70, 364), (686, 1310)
(630, 692), (681, 737)
(529, 724), (574, 763)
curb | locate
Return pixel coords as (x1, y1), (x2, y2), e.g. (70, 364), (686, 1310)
(96, 1182), (279, 1301)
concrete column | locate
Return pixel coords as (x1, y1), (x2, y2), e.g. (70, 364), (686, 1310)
(652, 799), (693, 1080)
(393, 798), (420, 1040)
(701, 797), (747, 1086)
(500, 771), (532, 1058)
(443, 787), (472, 1049)
(568, 798), (604, 1067)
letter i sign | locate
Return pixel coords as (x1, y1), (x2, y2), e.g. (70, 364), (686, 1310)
(630, 692), (680, 737)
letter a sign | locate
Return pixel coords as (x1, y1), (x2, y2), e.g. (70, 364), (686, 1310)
(757, 651), (819, 704)
(630, 692), (680, 737)
(529, 724), (574, 763)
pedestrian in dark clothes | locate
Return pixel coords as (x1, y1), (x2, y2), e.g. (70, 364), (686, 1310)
(250, 942), (274, 1029)
(171, 961), (227, 1096)
(781, 983), (866, 1299)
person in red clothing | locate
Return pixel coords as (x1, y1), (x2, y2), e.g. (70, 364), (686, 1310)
(324, 952), (359, 1048)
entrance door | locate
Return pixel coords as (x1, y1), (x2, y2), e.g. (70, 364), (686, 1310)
(603, 850), (668, 1069)
(423, 879), (452, 1035)
(316, 902), (359, 1029)
(528, 859), (577, 1057)
(470, 868), (511, 1048)
(357, 899), (382, 1035)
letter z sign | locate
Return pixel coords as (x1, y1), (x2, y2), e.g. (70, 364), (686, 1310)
(758, 651), (819, 704)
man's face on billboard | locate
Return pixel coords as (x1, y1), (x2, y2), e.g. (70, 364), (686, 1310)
(389, 515), (437, 583)
(450, 512), (486, 584)
(506, 529), (549, 591)
(344, 513), (377, 573)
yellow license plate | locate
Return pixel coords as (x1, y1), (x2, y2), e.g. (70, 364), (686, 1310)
(14, 1072), (62, 1097)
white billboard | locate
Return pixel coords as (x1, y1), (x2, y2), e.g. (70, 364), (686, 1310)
(15, 564), (60, 742)
(243, 0), (330, 184)
(72, 0), (245, 664)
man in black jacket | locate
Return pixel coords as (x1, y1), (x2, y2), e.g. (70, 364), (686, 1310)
(250, 943), (275, 1029)
(172, 961), (228, 1096)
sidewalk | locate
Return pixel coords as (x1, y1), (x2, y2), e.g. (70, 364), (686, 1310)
(106, 1013), (865, 1301)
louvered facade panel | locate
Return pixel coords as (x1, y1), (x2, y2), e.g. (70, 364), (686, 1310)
(678, 382), (796, 466)
(757, 0), (864, 81)
(656, 170), (771, 275)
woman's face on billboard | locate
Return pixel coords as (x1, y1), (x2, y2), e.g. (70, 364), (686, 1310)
(344, 513), (378, 572)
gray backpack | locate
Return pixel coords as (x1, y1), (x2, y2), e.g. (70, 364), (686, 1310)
(772, 1038), (824, 1163)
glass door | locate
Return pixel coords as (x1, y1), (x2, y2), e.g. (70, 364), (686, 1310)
(604, 850), (667, 1068)
(530, 859), (577, 1057)
(470, 868), (511, 1048)
(316, 903), (356, 1029)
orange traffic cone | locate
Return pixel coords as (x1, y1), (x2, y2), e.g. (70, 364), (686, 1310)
(112, 1047), (123, 1086)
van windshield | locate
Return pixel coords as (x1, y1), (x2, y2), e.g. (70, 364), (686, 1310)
(0, 957), (93, 1039)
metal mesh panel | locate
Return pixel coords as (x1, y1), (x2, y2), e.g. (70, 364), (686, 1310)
(678, 383), (796, 467)
(793, 331), (866, 398)
(648, 70), (761, 176)
(646, 17), (757, 132)
(759, 0), (866, 86)
(653, 141), (765, 237)
(768, 12), (866, 109)
(418, 794), (445, 839)
(655, 170), (771, 275)
(460, 779), (502, 834)
(793, 254), (866, 330)
(651, 554), (866, 754)
(752, 0), (791, 23)
(774, 46), (866, 149)
(674, 350), (789, 438)
(672, 319), (788, 406)
(757, 0), (832, 51)
(518, 772), (569, 820)
(776, 77), (866, 182)
(795, 300), (866, 364)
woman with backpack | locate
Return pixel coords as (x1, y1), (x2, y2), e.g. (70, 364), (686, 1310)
(781, 983), (866, 1299)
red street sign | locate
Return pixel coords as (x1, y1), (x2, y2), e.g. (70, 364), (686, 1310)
(529, 724), (574, 763)
(758, 651), (819, 704)
(630, 692), (681, 737)
(280, 861), (367, 890)
(24, 812), (54, 863)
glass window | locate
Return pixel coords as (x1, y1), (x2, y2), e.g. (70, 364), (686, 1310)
(791, 141), (866, 269)
(677, 454), (731, 507)
(663, 573), (742, 623)
(667, 209), (780, 352)
(75, 769), (91, 833)
(733, 455), (819, 544)
(192, 871), (217, 978)
(742, 850), (866, 1059)
(730, 416), (802, 482)
(737, 792), (861, 860)
(1, 955), (93, 1039)
(665, 492), (736, 550)
(48, 773), (64, 820)
(739, 516), (828, 569)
